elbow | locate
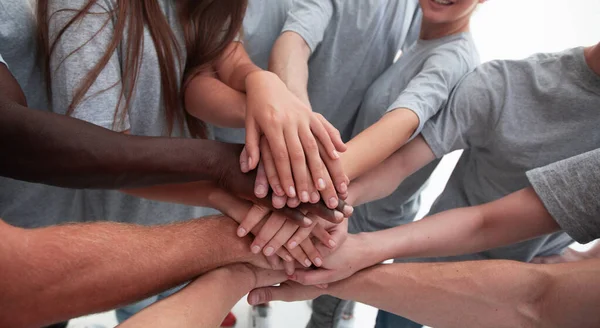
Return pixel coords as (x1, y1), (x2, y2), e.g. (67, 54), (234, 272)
(511, 266), (554, 328)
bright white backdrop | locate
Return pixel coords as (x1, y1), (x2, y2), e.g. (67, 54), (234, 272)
(70, 1), (600, 327)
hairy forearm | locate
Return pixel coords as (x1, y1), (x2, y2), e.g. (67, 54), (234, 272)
(121, 267), (254, 328)
(343, 109), (420, 180)
(0, 100), (241, 189)
(185, 72), (246, 128)
(269, 31), (312, 106)
(329, 261), (552, 328)
(0, 217), (253, 328)
(361, 187), (560, 264)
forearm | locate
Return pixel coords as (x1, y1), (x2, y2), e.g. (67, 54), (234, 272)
(120, 267), (254, 328)
(0, 216), (253, 328)
(328, 261), (552, 328)
(363, 187), (560, 264)
(346, 136), (434, 206)
(343, 109), (419, 180)
(0, 101), (239, 189)
(215, 42), (262, 92)
(122, 181), (218, 208)
(185, 72), (246, 128)
(269, 31), (312, 106)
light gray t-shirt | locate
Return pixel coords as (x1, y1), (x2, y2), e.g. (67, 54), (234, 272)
(527, 149), (600, 244)
(47, 0), (213, 224)
(416, 47), (600, 263)
(0, 0), (85, 229)
(350, 33), (479, 233)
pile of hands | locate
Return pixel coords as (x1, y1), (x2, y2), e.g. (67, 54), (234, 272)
(213, 72), (376, 305)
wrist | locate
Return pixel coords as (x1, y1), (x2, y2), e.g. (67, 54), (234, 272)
(244, 70), (276, 90)
(355, 232), (382, 266)
(221, 264), (257, 290)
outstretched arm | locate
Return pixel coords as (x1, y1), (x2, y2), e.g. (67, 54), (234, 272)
(0, 63), (248, 190)
(250, 259), (600, 328)
(0, 207), (266, 328)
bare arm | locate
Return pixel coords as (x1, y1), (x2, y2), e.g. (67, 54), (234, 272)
(252, 259), (600, 328)
(269, 31), (312, 106)
(346, 135), (436, 206)
(120, 265), (287, 328)
(0, 213), (262, 328)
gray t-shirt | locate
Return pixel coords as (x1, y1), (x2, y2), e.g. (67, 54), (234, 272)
(527, 149), (600, 244)
(0, 0), (84, 228)
(417, 47), (600, 263)
(282, 0), (422, 141)
(46, 0), (213, 224)
(350, 33), (479, 233)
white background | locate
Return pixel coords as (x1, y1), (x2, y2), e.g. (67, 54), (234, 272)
(70, 1), (600, 327)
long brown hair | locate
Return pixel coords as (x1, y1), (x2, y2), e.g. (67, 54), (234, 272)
(37, 0), (247, 137)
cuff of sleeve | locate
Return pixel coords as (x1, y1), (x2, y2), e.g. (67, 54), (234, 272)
(527, 169), (595, 244)
(386, 104), (424, 142)
(420, 123), (446, 159)
(281, 24), (318, 54)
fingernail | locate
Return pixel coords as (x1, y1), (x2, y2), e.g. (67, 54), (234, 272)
(311, 192), (320, 203)
(318, 178), (326, 190)
(329, 239), (337, 248)
(255, 185), (266, 196)
(248, 156), (253, 168)
(289, 186), (297, 198)
(264, 246), (274, 256)
(285, 255), (293, 262)
(249, 294), (257, 305)
(303, 217), (313, 226)
(274, 185), (284, 196)
(252, 245), (261, 254)
(329, 197), (339, 208)
(332, 150), (340, 159)
(314, 257), (323, 267)
(334, 211), (344, 221)
(301, 191), (309, 202)
(344, 205), (354, 215)
(289, 241), (298, 249)
(237, 227), (247, 237)
(304, 259), (312, 267)
(340, 182), (348, 193)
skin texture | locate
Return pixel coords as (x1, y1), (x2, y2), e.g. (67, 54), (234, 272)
(249, 259), (600, 328)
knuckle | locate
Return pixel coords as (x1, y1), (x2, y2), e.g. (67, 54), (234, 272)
(274, 150), (289, 161)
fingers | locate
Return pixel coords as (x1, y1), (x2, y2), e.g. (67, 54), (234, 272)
(298, 124), (328, 193)
(286, 244), (313, 268)
(250, 212), (286, 254)
(237, 204), (271, 237)
(263, 220), (300, 257)
(299, 202), (345, 225)
(309, 221), (336, 249)
(319, 140), (350, 197)
(254, 161), (269, 199)
(240, 146), (250, 173)
(264, 127), (296, 198)
(247, 282), (323, 305)
(272, 194), (288, 209)
(316, 113), (347, 152)
(289, 268), (336, 286)
(260, 136), (285, 197)
(287, 223), (316, 250)
(284, 126), (311, 203)
(309, 113), (340, 161)
(244, 118), (261, 171)
(300, 239), (323, 267)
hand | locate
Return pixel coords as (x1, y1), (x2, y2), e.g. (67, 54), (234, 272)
(222, 264), (289, 291)
(287, 233), (373, 286)
(241, 71), (347, 201)
(217, 142), (348, 226)
(247, 280), (325, 306)
(252, 135), (349, 208)
(531, 247), (596, 264)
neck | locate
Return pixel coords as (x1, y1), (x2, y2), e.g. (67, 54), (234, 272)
(420, 18), (470, 40)
(584, 43), (600, 77)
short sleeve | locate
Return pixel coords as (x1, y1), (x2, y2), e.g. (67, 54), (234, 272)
(48, 0), (130, 131)
(0, 53), (6, 67)
(387, 50), (472, 140)
(527, 149), (600, 244)
(420, 62), (504, 158)
(281, 0), (334, 53)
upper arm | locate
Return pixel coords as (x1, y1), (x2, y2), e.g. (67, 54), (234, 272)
(388, 52), (472, 140)
(419, 65), (502, 158)
(281, 0), (334, 53)
(47, 0), (129, 131)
